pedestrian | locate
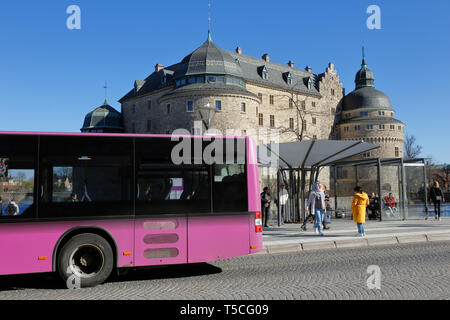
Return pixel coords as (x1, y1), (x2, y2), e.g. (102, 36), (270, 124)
(305, 182), (326, 236)
(368, 192), (380, 220)
(351, 186), (370, 237)
(322, 184), (330, 230)
(429, 181), (445, 221)
(279, 182), (289, 225)
(261, 187), (271, 227)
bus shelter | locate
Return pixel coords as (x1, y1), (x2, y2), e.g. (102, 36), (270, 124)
(331, 158), (428, 221)
(258, 140), (380, 225)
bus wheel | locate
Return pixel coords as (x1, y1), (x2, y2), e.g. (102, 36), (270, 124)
(58, 233), (114, 288)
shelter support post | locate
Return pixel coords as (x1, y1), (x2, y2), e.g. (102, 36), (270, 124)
(377, 158), (383, 221)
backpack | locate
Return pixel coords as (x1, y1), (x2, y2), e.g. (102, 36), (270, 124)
(5, 203), (17, 216)
(315, 192), (324, 210)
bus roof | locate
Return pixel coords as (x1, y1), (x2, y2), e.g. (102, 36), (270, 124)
(0, 131), (245, 140)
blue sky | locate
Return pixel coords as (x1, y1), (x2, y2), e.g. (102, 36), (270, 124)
(0, 0), (449, 163)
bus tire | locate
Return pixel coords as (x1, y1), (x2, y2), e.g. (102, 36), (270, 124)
(57, 233), (114, 288)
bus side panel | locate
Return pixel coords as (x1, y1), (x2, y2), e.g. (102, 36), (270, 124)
(134, 217), (187, 267)
(247, 137), (263, 254)
(0, 220), (134, 276)
(187, 215), (250, 263)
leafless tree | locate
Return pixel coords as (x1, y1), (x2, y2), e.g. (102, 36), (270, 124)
(404, 133), (422, 159)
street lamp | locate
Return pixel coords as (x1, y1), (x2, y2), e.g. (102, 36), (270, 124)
(197, 103), (217, 131)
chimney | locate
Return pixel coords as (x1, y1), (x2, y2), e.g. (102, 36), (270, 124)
(236, 47), (242, 55)
(305, 66), (312, 72)
(155, 64), (164, 73)
(262, 53), (270, 63)
(288, 60), (295, 68)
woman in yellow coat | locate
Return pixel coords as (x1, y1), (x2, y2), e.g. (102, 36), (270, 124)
(351, 186), (370, 236)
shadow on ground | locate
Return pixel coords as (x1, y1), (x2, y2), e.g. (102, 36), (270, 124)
(0, 263), (223, 291)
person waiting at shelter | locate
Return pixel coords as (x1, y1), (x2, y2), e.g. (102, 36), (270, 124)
(278, 182), (289, 225)
(384, 193), (397, 216)
(261, 187), (271, 228)
(368, 192), (380, 220)
(305, 182), (326, 236)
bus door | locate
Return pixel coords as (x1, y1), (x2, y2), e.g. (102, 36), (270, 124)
(134, 164), (211, 266)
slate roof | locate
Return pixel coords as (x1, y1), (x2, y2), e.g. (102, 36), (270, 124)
(342, 86), (393, 112)
(119, 39), (321, 103)
(81, 101), (124, 132)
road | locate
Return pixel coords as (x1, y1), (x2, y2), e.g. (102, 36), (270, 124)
(0, 242), (449, 300)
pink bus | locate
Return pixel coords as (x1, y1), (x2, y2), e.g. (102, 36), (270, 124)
(0, 132), (262, 287)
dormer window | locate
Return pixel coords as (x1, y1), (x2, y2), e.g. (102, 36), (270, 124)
(161, 74), (166, 85)
(261, 66), (269, 80)
(305, 77), (313, 89)
(284, 72), (293, 85)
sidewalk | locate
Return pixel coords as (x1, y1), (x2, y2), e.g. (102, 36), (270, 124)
(256, 217), (450, 255)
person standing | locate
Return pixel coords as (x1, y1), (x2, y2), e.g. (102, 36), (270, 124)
(306, 182), (326, 236)
(322, 184), (330, 230)
(279, 182), (289, 225)
(352, 186), (370, 236)
(429, 181), (445, 221)
(261, 187), (271, 228)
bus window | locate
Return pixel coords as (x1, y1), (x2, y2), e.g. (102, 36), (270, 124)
(212, 164), (248, 213)
(136, 165), (211, 215)
(38, 136), (133, 218)
(0, 135), (37, 220)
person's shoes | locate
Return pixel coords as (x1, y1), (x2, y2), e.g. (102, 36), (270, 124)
(355, 233), (363, 237)
(425, 216), (428, 220)
(323, 226), (330, 230)
(438, 218), (442, 221)
(319, 232), (324, 237)
(314, 228), (319, 235)
(301, 225), (307, 231)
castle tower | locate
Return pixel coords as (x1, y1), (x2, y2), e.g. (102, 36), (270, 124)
(336, 57), (404, 159)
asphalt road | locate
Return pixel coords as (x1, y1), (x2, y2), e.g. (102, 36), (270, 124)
(0, 241), (449, 300)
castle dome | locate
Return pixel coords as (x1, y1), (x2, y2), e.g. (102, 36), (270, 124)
(342, 59), (392, 111)
(81, 100), (124, 133)
(174, 35), (244, 79)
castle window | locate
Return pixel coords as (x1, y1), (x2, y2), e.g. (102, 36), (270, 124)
(301, 101), (306, 110)
(166, 104), (171, 115)
(312, 117), (317, 125)
(147, 100), (152, 110)
(180, 79), (186, 85)
(311, 101), (316, 108)
(270, 115), (275, 128)
(344, 127), (349, 132)
(161, 74), (166, 85)
(176, 80), (181, 87)
(132, 104), (136, 113)
(215, 101), (222, 111)
(331, 89), (335, 96)
(196, 76), (205, 83)
(187, 101), (194, 112)
(289, 98), (293, 108)
(217, 76), (225, 83)
(378, 111), (385, 116)
(270, 95), (274, 105)
(302, 120), (307, 131)
(395, 147), (400, 157)
(262, 66), (268, 80)
(147, 120), (152, 132)
(360, 111), (369, 117)
(379, 124), (385, 130)
(307, 77), (313, 89)
(241, 102), (246, 113)
(398, 126), (402, 131)
(188, 77), (196, 84)
(258, 113), (264, 126)
(286, 72), (293, 85)
(289, 118), (294, 129)
(208, 76), (216, 83)
(355, 125), (361, 131)
(226, 77), (233, 84)
(366, 124), (374, 130)
(390, 125), (395, 130)
(258, 93), (263, 101)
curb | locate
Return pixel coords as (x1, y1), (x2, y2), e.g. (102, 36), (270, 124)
(254, 232), (450, 255)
